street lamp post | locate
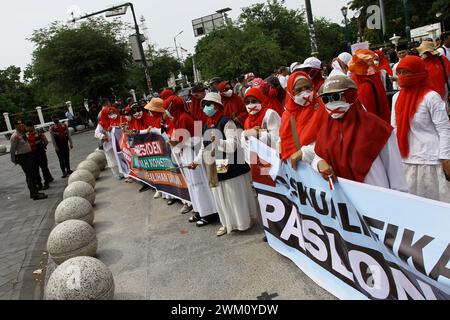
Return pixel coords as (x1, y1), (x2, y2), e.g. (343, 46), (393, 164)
(403, 0), (412, 43)
(69, 3), (153, 93)
(341, 6), (350, 51)
(174, 30), (183, 61)
(304, 0), (319, 56)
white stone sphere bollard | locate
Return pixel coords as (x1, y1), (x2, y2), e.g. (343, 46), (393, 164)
(45, 256), (114, 300)
(63, 181), (95, 205)
(76, 160), (100, 180)
(55, 197), (94, 226)
(47, 220), (98, 265)
(0, 145), (6, 154)
(87, 152), (107, 171)
(68, 169), (95, 188)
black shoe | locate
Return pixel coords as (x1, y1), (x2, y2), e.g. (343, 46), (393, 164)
(61, 174), (68, 178)
(33, 193), (48, 200)
(67, 170), (74, 175)
(37, 185), (43, 191)
(189, 212), (201, 223)
(48, 178), (55, 183)
(263, 236), (268, 242)
(139, 185), (152, 193)
(43, 183), (50, 190)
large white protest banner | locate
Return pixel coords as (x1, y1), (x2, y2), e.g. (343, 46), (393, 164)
(249, 137), (450, 300)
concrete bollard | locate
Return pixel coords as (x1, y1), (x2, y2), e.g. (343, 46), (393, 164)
(47, 220), (98, 265)
(63, 181), (95, 205)
(55, 197), (94, 226)
(68, 169), (96, 188)
(76, 160), (100, 180)
(87, 152), (107, 171)
(0, 145), (6, 154)
(45, 256), (114, 300)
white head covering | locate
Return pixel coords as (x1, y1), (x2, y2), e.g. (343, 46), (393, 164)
(337, 52), (352, 66)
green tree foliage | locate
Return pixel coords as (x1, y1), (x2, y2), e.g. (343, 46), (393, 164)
(0, 66), (37, 114)
(195, 25), (284, 80)
(194, 0), (348, 80)
(148, 48), (181, 92)
(181, 55), (195, 83)
(28, 18), (132, 105)
(349, 0), (448, 43)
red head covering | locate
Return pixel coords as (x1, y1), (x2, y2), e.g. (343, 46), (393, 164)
(395, 56), (431, 158)
(374, 50), (393, 76)
(315, 91), (393, 183)
(164, 95), (194, 136)
(243, 88), (269, 130)
(217, 81), (229, 92)
(350, 51), (391, 123)
(279, 71), (328, 160)
(99, 107), (120, 129)
(160, 89), (175, 101)
(422, 54), (450, 99)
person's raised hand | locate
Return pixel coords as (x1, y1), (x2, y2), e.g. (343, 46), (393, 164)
(290, 149), (303, 170)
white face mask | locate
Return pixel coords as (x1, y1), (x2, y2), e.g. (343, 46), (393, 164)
(222, 89), (233, 98)
(325, 101), (352, 119)
(125, 115), (132, 121)
(133, 111), (143, 119)
(294, 90), (314, 107)
(109, 114), (118, 120)
(246, 103), (262, 115)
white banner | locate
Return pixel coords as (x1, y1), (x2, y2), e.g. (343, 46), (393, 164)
(249, 138), (450, 300)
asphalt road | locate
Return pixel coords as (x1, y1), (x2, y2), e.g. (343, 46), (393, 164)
(0, 130), (98, 300)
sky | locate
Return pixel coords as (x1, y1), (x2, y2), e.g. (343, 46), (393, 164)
(0, 0), (353, 70)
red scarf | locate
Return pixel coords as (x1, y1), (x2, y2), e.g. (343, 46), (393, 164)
(189, 96), (206, 122)
(315, 96), (393, 183)
(243, 87), (270, 130)
(206, 103), (225, 128)
(395, 56), (432, 158)
(374, 50), (393, 76)
(99, 107), (121, 130)
(221, 94), (248, 125)
(423, 54), (450, 99)
(279, 72), (328, 160)
(160, 89), (175, 101)
(352, 73), (391, 123)
(164, 95), (194, 136)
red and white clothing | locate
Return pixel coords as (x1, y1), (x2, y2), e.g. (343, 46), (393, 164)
(391, 55), (450, 202)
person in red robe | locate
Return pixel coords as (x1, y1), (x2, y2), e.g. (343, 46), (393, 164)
(128, 103), (153, 132)
(189, 83), (207, 122)
(160, 89), (175, 101)
(348, 49), (391, 123)
(144, 98), (165, 129)
(260, 77), (285, 117)
(217, 81), (248, 127)
(279, 71), (328, 168)
(416, 40), (450, 103)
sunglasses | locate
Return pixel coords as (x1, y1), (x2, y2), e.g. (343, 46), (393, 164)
(321, 92), (345, 104)
(245, 98), (259, 105)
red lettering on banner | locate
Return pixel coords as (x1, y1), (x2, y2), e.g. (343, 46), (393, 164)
(134, 141), (164, 157)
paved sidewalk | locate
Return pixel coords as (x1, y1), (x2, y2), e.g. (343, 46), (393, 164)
(93, 170), (336, 300)
(0, 130), (98, 300)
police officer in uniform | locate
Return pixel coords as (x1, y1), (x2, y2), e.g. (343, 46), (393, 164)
(49, 115), (73, 178)
(26, 120), (54, 190)
(10, 120), (48, 200)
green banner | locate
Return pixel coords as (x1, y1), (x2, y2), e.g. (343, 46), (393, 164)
(132, 155), (174, 171)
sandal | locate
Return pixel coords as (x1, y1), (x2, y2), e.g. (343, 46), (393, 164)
(189, 212), (200, 223)
(216, 226), (227, 237)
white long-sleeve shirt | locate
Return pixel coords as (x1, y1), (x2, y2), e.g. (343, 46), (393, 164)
(241, 109), (281, 164)
(95, 124), (113, 151)
(312, 132), (409, 193)
(391, 91), (450, 165)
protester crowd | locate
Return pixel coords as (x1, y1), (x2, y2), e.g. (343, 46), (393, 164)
(87, 32), (450, 238)
(10, 33), (450, 239)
